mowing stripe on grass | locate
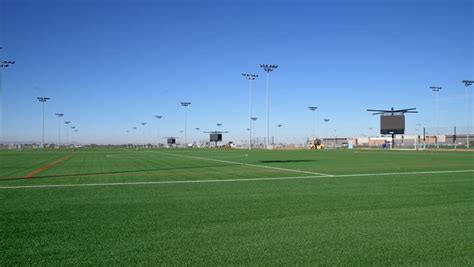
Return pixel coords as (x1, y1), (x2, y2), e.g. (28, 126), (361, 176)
(152, 151), (334, 177)
(24, 152), (75, 179)
(2, 169), (472, 189)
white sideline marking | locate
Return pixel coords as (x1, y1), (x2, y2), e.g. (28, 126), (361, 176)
(333, 169), (474, 178)
(152, 151), (333, 177)
(0, 169), (472, 189)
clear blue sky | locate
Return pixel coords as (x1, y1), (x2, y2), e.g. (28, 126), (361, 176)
(1, 0), (472, 144)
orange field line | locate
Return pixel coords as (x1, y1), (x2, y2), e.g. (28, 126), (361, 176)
(25, 152), (74, 179)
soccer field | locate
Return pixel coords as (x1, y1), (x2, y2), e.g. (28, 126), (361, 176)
(1, 148), (473, 265)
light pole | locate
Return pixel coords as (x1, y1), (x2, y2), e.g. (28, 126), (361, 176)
(55, 113), (64, 148)
(308, 106), (318, 145)
(324, 119), (330, 146)
(64, 121), (71, 146)
(37, 97), (50, 148)
(141, 122), (147, 148)
(126, 129), (130, 146)
(0, 49), (15, 142)
(242, 73), (258, 150)
(132, 127), (137, 147)
(74, 129), (78, 145)
(155, 115), (162, 148)
(430, 86), (442, 148)
(180, 102), (191, 147)
(195, 127), (200, 146)
(70, 126), (76, 145)
(259, 64), (278, 149)
(462, 80), (473, 148)
(251, 117), (257, 148)
(276, 124), (283, 146)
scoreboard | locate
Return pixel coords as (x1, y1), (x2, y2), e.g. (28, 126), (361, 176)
(380, 115), (405, 134)
(210, 133), (222, 142)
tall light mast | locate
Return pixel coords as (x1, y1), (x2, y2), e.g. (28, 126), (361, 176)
(259, 64), (278, 149)
(55, 113), (64, 148)
(430, 86), (442, 148)
(308, 106), (318, 145)
(180, 102), (191, 147)
(0, 48), (15, 143)
(462, 80), (473, 148)
(37, 97), (50, 148)
(242, 73), (258, 150)
(155, 115), (163, 148)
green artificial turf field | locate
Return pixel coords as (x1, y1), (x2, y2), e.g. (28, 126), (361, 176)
(1, 148), (473, 265)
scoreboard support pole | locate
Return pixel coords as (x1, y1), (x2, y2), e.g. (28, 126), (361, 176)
(391, 133), (395, 149)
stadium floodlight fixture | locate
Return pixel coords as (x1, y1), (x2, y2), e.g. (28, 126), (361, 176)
(155, 115), (163, 148)
(180, 102), (191, 146)
(0, 48), (15, 68)
(462, 80), (473, 148)
(259, 64), (278, 72)
(242, 73), (258, 150)
(55, 113), (64, 148)
(308, 106), (318, 144)
(430, 86), (442, 148)
(0, 47), (15, 68)
(37, 97), (50, 148)
(462, 80), (473, 87)
(242, 73), (258, 79)
(259, 64), (278, 149)
(0, 61), (15, 68)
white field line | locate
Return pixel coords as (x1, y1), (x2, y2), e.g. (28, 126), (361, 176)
(0, 169), (472, 190)
(151, 151), (333, 177)
(332, 169), (474, 178)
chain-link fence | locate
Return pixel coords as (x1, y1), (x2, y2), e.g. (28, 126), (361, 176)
(353, 125), (472, 149)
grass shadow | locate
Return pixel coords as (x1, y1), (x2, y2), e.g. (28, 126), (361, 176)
(258, 159), (317, 163)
